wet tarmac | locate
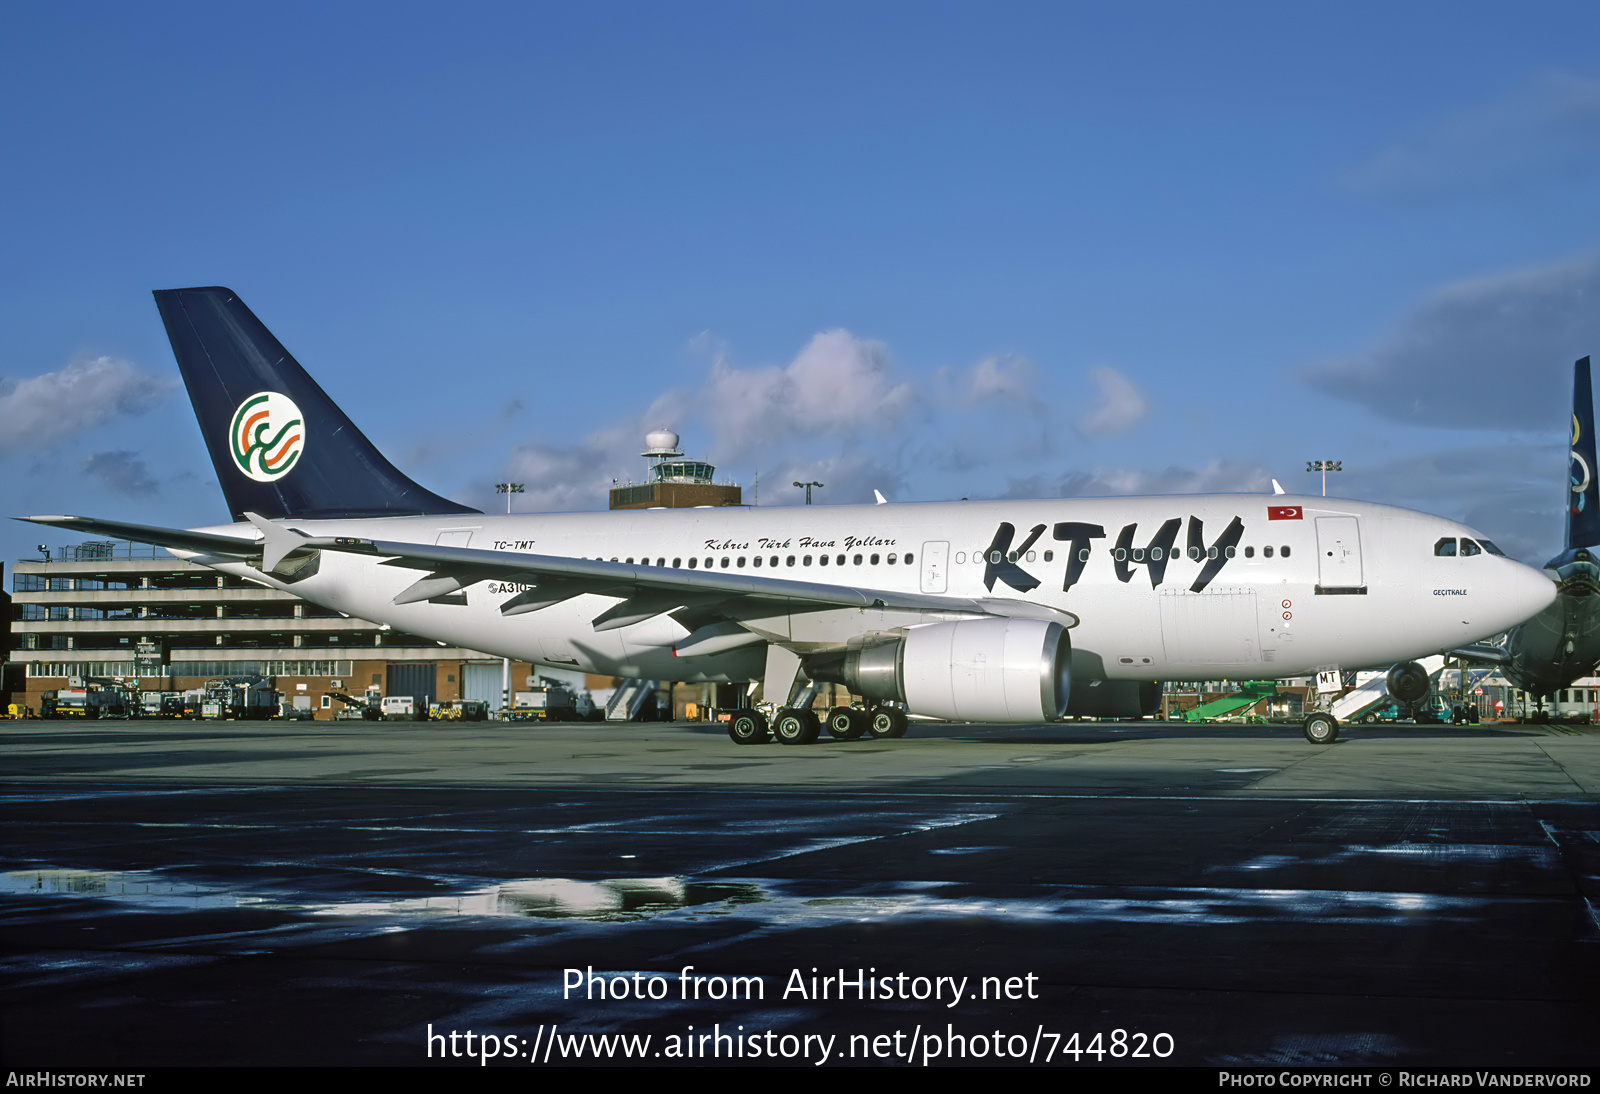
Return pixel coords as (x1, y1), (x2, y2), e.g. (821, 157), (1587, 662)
(2, 717), (1597, 1067)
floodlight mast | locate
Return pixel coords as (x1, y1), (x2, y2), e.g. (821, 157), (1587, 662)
(495, 482), (525, 514)
(1306, 460), (1342, 497)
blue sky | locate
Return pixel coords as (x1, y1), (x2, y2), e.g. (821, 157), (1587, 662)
(5, 1), (1600, 583)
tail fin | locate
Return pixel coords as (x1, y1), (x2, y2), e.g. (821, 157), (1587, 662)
(1567, 356), (1599, 549)
(154, 287), (480, 522)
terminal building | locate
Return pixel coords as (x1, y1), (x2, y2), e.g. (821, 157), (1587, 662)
(8, 538), (544, 717)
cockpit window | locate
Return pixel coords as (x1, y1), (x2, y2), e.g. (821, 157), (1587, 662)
(1479, 540), (1505, 557)
(1434, 537), (1457, 557)
(1460, 539), (1482, 557)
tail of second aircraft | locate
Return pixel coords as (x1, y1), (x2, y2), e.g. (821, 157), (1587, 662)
(154, 287), (480, 522)
(1568, 356), (1600, 550)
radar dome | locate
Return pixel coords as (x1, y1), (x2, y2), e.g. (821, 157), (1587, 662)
(643, 429), (682, 457)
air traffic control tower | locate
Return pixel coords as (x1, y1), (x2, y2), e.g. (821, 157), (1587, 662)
(608, 430), (742, 510)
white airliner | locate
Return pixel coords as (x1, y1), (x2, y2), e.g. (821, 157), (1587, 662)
(22, 288), (1557, 745)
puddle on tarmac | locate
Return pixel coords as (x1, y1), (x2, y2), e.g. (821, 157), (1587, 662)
(1, 867), (1488, 928)
(0, 868), (764, 921)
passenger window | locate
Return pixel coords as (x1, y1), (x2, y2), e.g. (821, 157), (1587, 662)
(672, 558), (681, 567)
(737, 557), (746, 568)
(871, 553), (880, 565)
(1434, 538), (1457, 557)
(819, 554), (830, 566)
(688, 558), (697, 568)
(803, 555), (812, 566)
(753, 556), (761, 567)
(1244, 546), (1254, 558)
(1078, 549), (1090, 562)
(905, 553), (914, 564)
(836, 554), (845, 565)
(1263, 546), (1273, 558)
(1224, 546), (1236, 559)
(955, 552), (966, 564)
(887, 553), (897, 564)
(1282, 546), (1291, 558)
(1043, 550), (1053, 562)
(721, 557), (730, 568)
(1460, 539), (1482, 557)
(1207, 547), (1218, 560)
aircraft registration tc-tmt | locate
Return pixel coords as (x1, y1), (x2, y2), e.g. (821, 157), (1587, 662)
(24, 288), (1557, 745)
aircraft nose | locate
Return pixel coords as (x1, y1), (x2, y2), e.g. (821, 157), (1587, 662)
(1497, 559), (1557, 626)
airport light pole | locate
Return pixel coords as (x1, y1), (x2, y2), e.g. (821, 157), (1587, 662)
(793, 480), (824, 504)
(495, 482), (524, 514)
(1306, 460), (1341, 497)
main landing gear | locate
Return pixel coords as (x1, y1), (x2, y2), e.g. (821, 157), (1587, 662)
(725, 704), (908, 745)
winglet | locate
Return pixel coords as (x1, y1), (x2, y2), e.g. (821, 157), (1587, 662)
(874, 490), (888, 504)
(1271, 479), (1285, 495)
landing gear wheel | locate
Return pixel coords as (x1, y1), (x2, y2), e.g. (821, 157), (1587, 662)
(727, 710), (770, 745)
(827, 707), (867, 740)
(1303, 712), (1339, 745)
(867, 708), (908, 739)
(773, 708), (820, 745)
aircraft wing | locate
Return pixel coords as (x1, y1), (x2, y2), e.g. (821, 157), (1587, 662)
(21, 514), (1077, 632)
(19, 515), (262, 557)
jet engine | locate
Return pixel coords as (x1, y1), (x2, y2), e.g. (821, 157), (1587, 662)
(805, 617), (1071, 723)
(1386, 660), (1431, 705)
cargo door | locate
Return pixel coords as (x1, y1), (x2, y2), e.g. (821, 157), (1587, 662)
(1315, 516), (1364, 591)
(920, 541), (950, 594)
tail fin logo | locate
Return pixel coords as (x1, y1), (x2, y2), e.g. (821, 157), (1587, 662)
(1574, 413), (1592, 513)
(228, 392), (305, 482)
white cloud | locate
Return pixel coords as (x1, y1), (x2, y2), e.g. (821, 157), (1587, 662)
(0, 356), (175, 454)
(1345, 71), (1600, 198)
(1302, 253), (1600, 429)
(703, 330), (916, 465)
(1076, 365), (1149, 438)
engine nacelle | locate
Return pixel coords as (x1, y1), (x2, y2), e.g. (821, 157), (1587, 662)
(1386, 660), (1431, 705)
(807, 618), (1071, 723)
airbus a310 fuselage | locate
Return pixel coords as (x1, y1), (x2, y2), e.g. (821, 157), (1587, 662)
(24, 288), (1557, 745)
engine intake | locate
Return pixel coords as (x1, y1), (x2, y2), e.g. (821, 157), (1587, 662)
(1386, 660), (1431, 705)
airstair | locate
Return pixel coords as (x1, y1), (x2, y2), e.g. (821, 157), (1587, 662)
(1326, 655), (1448, 721)
(1183, 680), (1278, 723)
(605, 679), (659, 721)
